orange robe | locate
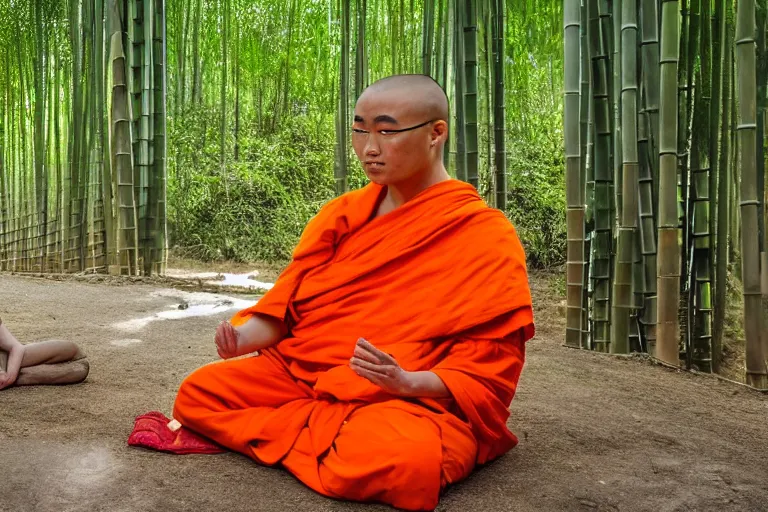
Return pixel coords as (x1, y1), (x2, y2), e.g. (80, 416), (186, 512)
(173, 179), (534, 510)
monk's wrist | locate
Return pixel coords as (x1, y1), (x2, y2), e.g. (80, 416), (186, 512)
(400, 370), (451, 399)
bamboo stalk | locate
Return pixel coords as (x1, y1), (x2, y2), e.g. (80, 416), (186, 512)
(588, 0), (613, 352)
(109, 0), (139, 276)
(656, 0), (682, 365)
(463, 0), (479, 189)
(735, 0), (768, 388)
(611, 0), (639, 354)
(334, 0), (350, 196)
(492, 0), (506, 211)
(152, 0), (167, 274)
(687, 0), (713, 372)
(756, 0), (768, 376)
(709, 0), (723, 372)
(564, 0), (585, 348)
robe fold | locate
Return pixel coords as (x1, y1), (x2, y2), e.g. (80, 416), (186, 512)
(173, 179), (534, 511)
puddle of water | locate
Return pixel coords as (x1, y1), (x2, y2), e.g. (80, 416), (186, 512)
(165, 269), (221, 279)
(113, 289), (255, 333)
(166, 269), (274, 290)
(213, 273), (274, 290)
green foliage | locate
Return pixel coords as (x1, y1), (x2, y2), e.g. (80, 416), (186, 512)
(506, 98), (566, 269)
(168, 108), (337, 262)
(163, 0), (566, 268)
(168, 97), (566, 267)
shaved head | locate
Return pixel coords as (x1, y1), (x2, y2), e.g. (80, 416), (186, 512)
(351, 74), (451, 194)
(358, 74), (449, 122)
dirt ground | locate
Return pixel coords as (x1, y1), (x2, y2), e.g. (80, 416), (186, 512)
(1, 269), (767, 512)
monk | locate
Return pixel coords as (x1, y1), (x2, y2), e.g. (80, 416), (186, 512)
(171, 74), (534, 510)
(0, 317), (90, 390)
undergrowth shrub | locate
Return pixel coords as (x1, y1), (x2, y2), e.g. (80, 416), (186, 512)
(168, 111), (336, 261)
(168, 106), (566, 267)
(505, 99), (566, 269)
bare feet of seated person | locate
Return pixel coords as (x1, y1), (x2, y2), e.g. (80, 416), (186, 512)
(0, 318), (90, 390)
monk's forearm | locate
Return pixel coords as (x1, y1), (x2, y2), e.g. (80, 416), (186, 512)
(404, 371), (451, 399)
(236, 314), (288, 354)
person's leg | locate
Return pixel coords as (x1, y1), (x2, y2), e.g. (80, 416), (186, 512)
(15, 340), (89, 386)
(281, 400), (478, 511)
(0, 318), (89, 387)
(20, 340), (85, 366)
(172, 354), (312, 460)
(16, 359), (90, 386)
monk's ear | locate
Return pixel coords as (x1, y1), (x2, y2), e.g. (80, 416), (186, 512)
(431, 120), (448, 144)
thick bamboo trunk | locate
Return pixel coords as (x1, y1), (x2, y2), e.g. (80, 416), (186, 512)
(564, 0), (585, 348)
(656, 0), (682, 365)
(588, 0), (613, 352)
(611, 0), (639, 354)
(687, 0), (713, 372)
(612, 0), (622, 225)
(641, 0), (660, 217)
(710, 0), (727, 373)
(67, 0), (84, 272)
(109, 0), (139, 275)
(735, 0), (768, 388)
(756, 0), (768, 375)
(152, 0), (167, 274)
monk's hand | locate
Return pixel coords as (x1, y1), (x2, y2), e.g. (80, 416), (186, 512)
(349, 338), (415, 396)
(215, 321), (240, 359)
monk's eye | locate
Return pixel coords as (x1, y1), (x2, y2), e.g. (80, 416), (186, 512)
(352, 128), (369, 135)
(378, 130), (398, 136)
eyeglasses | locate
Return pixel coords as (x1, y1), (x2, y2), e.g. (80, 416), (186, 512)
(351, 119), (436, 139)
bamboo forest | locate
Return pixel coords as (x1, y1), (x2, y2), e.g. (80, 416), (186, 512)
(1, 0), (767, 389)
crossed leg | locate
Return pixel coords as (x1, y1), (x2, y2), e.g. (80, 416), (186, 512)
(16, 340), (89, 386)
(0, 320), (89, 388)
(174, 353), (479, 510)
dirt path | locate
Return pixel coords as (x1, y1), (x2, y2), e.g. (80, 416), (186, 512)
(1, 272), (767, 512)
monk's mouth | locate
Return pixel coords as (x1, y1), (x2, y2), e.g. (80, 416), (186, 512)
(365, 162), (385, 170)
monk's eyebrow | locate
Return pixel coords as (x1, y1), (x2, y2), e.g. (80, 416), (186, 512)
(353, 114), (399, 125)
(373, 114), (398, 124)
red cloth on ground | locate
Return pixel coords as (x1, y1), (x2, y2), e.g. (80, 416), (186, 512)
(127, 411), (225, 454)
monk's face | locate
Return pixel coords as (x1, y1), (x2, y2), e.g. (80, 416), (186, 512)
(351, 89), (445, 186)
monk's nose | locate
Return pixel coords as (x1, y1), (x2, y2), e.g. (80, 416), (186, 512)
(364, 139), (381, 156)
